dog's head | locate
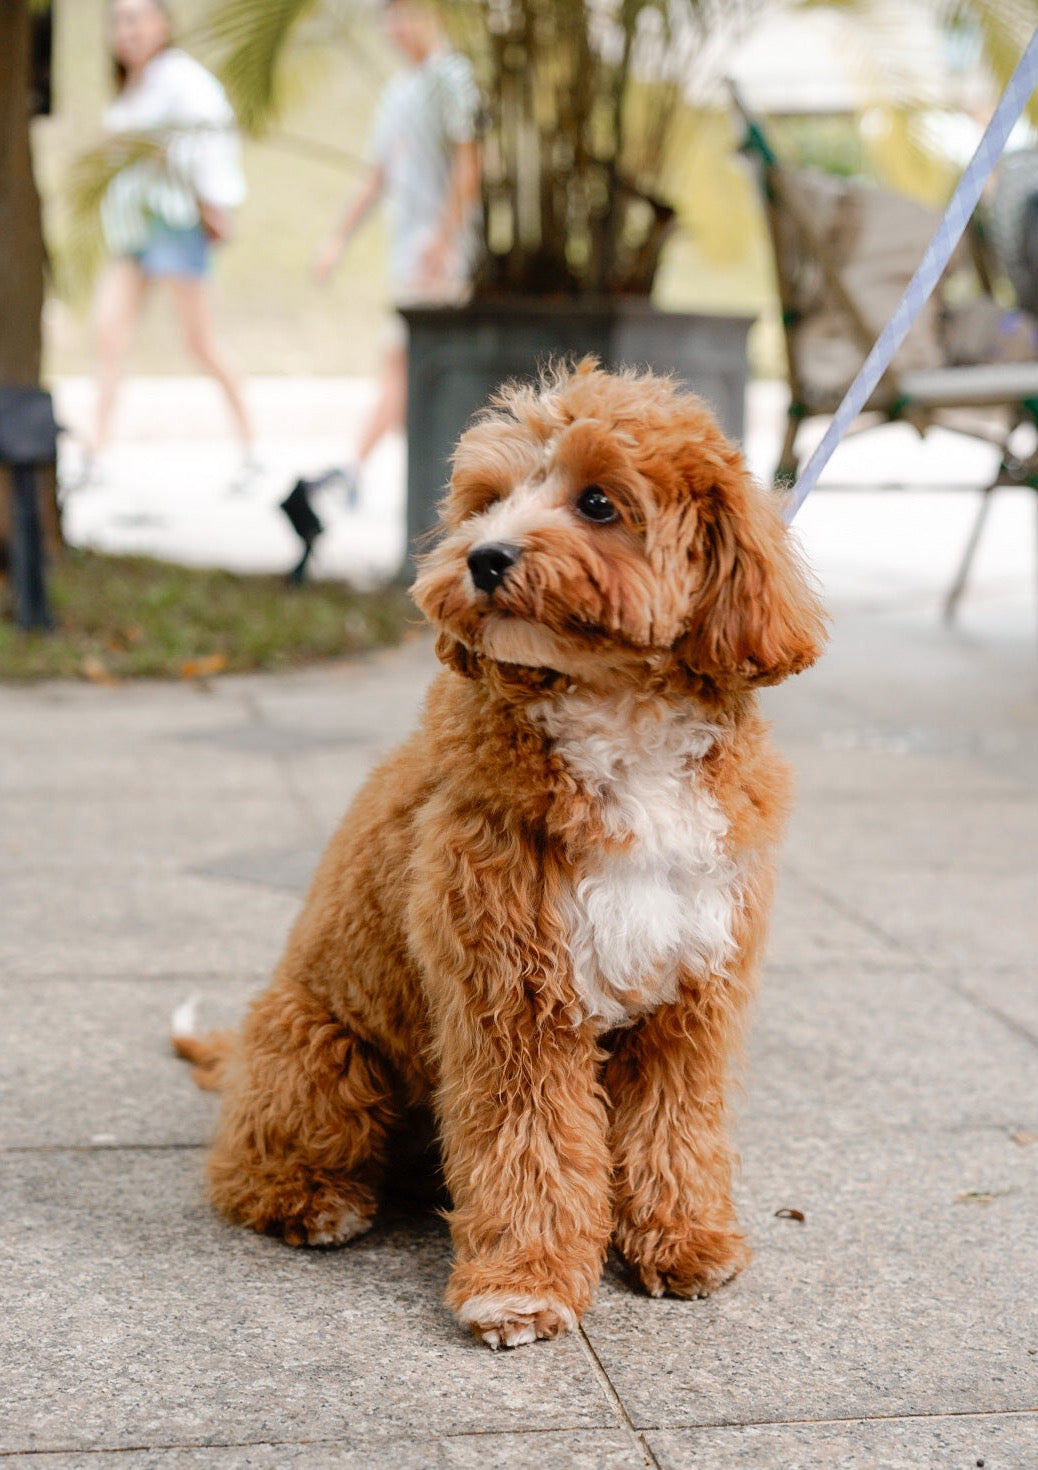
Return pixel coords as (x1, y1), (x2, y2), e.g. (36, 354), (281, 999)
(413, 361), (826, 697)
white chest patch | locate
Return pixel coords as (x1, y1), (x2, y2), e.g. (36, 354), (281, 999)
(532, 692), (741, 1030)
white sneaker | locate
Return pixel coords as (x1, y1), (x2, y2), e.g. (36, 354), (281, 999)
(227, 454), (264, 495)
(60, 452), (109, 495)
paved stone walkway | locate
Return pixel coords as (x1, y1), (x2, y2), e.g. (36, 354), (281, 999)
(4, 590), (1037, 1466)
(3, 376), (1036, 1466)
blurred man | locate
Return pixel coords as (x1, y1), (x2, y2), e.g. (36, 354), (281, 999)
(282, 0), (480, 573)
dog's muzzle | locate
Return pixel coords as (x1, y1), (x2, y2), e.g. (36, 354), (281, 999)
(467, 542), (520, 595)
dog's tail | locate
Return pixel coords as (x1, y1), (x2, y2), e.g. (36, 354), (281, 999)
(170, 994), (236, 1092)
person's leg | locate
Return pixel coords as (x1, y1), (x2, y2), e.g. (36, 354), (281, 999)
(355, 339), (407, 465)
(293, 340), (407, 514)
(91, 258), (149, 456)
(167, 276), (253, 453)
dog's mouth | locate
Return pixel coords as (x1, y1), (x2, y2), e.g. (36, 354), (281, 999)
(476, 614), (580, 671)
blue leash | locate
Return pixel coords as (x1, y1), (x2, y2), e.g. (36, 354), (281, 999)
(785, 28), (1038, 524)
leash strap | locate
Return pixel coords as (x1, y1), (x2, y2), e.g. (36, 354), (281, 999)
(784, 28), (1038, 523)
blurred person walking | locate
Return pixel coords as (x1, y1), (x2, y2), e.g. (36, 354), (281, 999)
(281, 0), (480, 575)
(78, 0), (256, 490)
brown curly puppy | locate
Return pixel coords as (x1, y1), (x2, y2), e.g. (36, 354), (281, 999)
(174, 360), (826, 1349)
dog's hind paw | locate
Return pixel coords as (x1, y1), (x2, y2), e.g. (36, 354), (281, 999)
(455, 1293), (578, 1349)
(282, 1202), (374, 1249)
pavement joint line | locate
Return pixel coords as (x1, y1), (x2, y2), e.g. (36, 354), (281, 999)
(223, 688), (329, 841)
(782, 862), (921, 960)
(0, 1142), (206, 1156)
(771, 867), (1038, 1055)
(0, 973), (269, 987)
(6, 1119), (1022, 1159)
(3, 1408), (1037, 1457)
(785, 789), (1038, 803)
(0, 1426), (652, 1459)
(577, 1326), (662, 1470)
(634, 1405), (1038, 1432)
(936, 973), (1038, 1053)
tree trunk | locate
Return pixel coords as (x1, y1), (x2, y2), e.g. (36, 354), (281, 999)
(0, 0), (45, 387)
(0, 0), (60, 562)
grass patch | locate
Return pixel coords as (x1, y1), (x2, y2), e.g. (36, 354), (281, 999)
(0, 549), (418, 681)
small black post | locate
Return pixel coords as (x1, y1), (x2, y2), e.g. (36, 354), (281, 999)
(10, 462), (51, 629)
(0, 384), (58, 632)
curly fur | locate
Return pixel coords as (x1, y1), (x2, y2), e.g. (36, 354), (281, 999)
(174, 360), (826, 1347)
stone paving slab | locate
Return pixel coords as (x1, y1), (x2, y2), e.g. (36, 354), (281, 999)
(948, 966), (1038, 1047)
(646, 1414), (1037, 1469)
(817, 866), (1038, 968)
(584, 1127), (1037, 1428)
(193, 843), (325, 895)
(783, 790), (1038, 876)
(0, 866), (300, 980)
(4, 502), (1038, 1464)
(0, 976), (258, 1149)
(746, 961), (1038, 1140)
(0, 1152), (615, 1456)
(779, 742), (1029, 799)
(0, 731), (306, 801)
(764, 870), (902, 968)
(0, 793), (308, 871)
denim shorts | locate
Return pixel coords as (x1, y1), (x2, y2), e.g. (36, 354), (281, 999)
(132, 221), (210, 279)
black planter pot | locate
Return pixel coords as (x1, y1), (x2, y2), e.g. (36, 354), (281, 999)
(399, 297), (752, 576)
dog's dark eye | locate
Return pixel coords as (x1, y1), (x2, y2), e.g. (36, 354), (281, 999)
(575, 486), (619, 524)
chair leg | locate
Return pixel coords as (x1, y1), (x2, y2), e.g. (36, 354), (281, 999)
(773, 410), (800, 490)
(943, 482), (996, 624)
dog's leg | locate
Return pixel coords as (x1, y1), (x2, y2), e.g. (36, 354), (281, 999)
(205, 976), (399, 1247)
(605, 980), (752, 1300)
(436, 1017), (612, 1348)
(410, 814), (612, 1347)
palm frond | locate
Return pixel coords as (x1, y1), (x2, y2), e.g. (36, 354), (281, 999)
(56, 135), (162, 304)
(192, 0), (324, 134)
(831, 0), (1038, 124)
(957, 0), (1038, 126)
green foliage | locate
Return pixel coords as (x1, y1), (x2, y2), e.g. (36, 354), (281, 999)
(456, 0), (765, 295)
(57, 134), (162, 304)
(943, 0), (1038, 126)
(190, 0), (328, 132)
(0, 550), (416, 680)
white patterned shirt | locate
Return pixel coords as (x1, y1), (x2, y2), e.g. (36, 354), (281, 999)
(101, 49), (246, 254)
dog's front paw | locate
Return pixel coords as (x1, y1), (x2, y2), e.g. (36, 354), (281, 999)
(618, 1221), (750, 1300)
(455, 1291), (578, 1349)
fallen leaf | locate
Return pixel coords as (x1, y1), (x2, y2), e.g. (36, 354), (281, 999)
(82, 655), (121, 686)
(1010, 1130), (1036, 1147)
(955, 1189), (1014, 1205)
(774, 1207), (806, 1223)
(108, 624), (145, 652)
(179, 653), (228, 680)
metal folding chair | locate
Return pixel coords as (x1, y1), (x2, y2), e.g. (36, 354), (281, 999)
(733, 89), (1038, 621)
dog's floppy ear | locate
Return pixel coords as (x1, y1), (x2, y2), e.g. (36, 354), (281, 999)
(678, 470), (827, 688)
(434, 631), (482, 680)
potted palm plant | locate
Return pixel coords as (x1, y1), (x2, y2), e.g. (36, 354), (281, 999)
(395, 0), (761, 555)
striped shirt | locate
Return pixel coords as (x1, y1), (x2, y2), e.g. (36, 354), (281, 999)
(368, 49), (481, 297)
(101, 49), (246, 256)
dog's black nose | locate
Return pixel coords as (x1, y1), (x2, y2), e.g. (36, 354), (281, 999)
(467, 542), (520, 594)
